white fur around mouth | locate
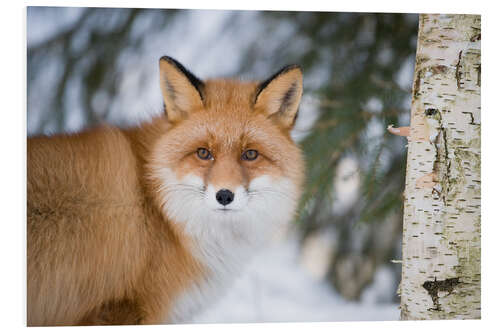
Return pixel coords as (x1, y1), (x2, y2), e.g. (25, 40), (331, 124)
(214, 208), (240, 212)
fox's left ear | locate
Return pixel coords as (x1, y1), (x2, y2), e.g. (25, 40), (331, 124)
(254, 65), (303, 129)
(159, 56), (204, 123)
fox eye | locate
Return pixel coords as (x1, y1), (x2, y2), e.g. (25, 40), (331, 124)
(242, 149), (259, 161)
(197, 148), (213, 160)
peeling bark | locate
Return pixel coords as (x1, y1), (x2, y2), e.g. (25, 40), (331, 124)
(400, 14), (481, 320)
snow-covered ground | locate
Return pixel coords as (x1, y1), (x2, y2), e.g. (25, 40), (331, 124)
(190, 234), (399, 323)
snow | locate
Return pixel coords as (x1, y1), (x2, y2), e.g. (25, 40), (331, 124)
(190, 233), (399, 323)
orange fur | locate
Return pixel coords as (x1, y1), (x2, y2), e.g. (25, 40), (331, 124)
(27, 58), (304, 326)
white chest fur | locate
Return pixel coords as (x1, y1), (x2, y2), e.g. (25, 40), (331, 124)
(167, 232), (255, 323)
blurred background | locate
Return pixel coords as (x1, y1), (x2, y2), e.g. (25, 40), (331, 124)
(27, 7), (418, 322)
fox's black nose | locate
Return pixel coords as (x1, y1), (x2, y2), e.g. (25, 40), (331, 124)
(216, 189), (234, 206)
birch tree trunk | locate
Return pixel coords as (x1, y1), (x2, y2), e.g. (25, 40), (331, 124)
(400, 14), (481, 320)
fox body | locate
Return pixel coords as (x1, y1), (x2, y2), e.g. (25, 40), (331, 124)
(27, 57), (304, 326)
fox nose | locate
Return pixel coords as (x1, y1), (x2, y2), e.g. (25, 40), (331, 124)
(216, 189), (234, 206)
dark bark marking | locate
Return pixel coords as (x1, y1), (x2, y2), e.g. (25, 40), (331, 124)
(470, 33), (481, 42)
(476, 64), (481, 87)
(413, 69), (423, 99)
(423, 277), (460, 311)
(455, 50), (463, 89)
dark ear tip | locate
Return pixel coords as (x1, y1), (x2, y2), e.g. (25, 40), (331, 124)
(282, 64), (302, 73)
(159, 55), (178, 65)
(276, 64), (302, 77)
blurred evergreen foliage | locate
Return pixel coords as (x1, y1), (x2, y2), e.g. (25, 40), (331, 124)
(27, 8), (418, 302)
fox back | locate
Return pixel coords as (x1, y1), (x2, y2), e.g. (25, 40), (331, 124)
(27, 56), (305, 326)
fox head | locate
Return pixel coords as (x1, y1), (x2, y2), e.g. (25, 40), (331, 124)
(148, 56), (304, 251)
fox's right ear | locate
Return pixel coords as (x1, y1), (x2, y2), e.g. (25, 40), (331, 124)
(159, 56), (204, 122)
(254, 65), (303, 130)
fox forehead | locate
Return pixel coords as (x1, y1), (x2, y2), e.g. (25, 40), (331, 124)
(176, 116), (285, 154)
(202, 79), (259, 111)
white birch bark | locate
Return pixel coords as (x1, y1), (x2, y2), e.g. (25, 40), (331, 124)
(399, 14), (481, 320)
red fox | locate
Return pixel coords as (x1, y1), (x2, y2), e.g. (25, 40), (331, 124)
(27, 56), (304, 326)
